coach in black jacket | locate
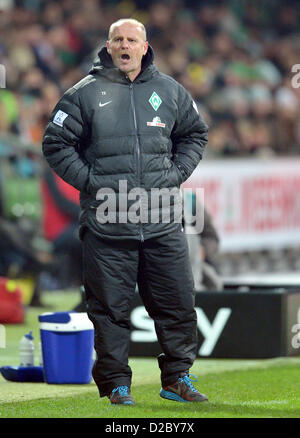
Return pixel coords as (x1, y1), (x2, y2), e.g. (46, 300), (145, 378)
(42, 19), (208, 405)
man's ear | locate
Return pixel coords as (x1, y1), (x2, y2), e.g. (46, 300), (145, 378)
(143, 41), (149, 56)
(106, 41), (111, 54)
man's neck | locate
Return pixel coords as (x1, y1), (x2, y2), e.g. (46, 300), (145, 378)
(125, 68), (141, 82)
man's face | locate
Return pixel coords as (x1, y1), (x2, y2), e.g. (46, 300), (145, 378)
(107, 22), (148, 81)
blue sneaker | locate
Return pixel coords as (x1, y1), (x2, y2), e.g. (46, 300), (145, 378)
(160, 373), (208, 403)
(109, 386), (135, 405)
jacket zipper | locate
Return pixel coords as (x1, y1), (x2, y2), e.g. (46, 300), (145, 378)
(129, 83), (144, 242)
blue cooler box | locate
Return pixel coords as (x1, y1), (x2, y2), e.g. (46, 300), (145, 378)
(39, 312), (94, 384)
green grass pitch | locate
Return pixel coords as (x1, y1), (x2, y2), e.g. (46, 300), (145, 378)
(0, 291), (299, 418)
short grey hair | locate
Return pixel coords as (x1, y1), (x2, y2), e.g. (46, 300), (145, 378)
(108, 18), (147, 41)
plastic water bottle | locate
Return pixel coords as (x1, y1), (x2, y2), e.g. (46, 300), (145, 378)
(20, 331), (35, 367)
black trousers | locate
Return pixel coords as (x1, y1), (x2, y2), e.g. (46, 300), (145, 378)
(82, 226), (198, 397)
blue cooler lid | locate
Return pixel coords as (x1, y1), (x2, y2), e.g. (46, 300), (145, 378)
(39, 312), (71, 324)
(39, 312), (94, 332)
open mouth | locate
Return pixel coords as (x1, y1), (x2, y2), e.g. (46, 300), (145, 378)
(121, 54), (130, 61)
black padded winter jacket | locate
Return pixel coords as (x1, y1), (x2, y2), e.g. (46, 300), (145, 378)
(42, 46), (208, 241)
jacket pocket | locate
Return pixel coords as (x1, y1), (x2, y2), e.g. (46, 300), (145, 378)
(86, 162), (96, 195)
(167, 160), (184, 187)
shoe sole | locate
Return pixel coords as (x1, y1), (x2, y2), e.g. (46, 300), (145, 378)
(160, 389), (188, 403)
(160, 389), (208, 403)
(111, 400), (135, 406)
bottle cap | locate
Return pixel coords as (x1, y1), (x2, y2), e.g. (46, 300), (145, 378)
(24, 331), (34, 340)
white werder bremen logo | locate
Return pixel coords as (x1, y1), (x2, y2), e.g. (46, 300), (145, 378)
(149, 92), (162, 111)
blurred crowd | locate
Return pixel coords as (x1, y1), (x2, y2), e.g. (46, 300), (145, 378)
(0, 0), (300, 157)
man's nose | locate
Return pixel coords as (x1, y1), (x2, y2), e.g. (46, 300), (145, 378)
(121, 39), (129, 49)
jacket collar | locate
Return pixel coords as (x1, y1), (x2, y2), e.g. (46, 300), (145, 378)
(89, 44), (157, 84)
